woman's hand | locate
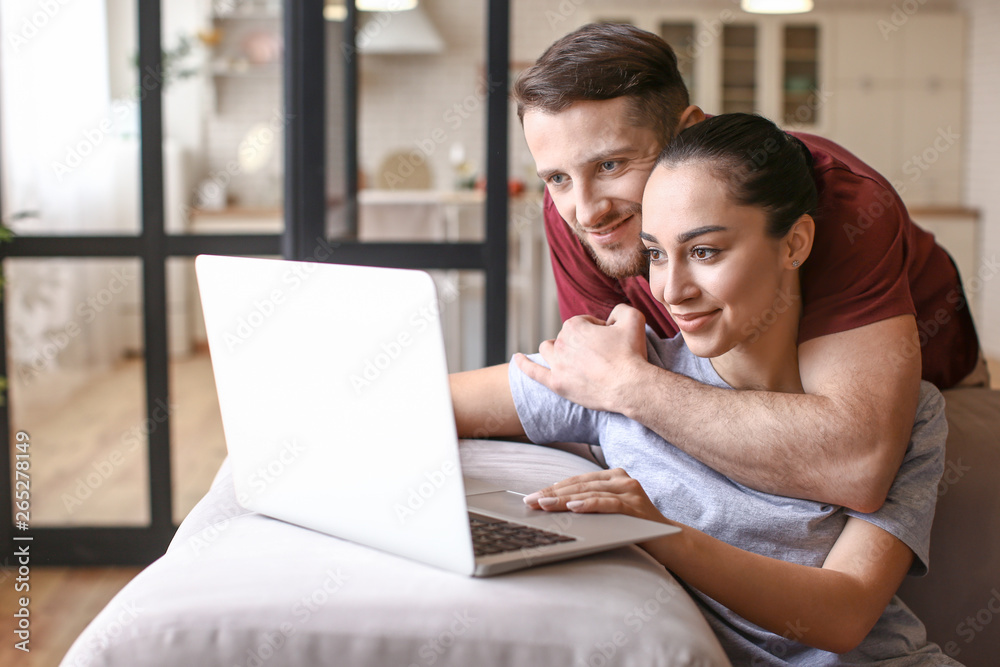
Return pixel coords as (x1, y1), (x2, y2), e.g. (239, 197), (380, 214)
(522, 468), (670, 525)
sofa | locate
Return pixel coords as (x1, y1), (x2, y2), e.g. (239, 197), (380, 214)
(60, 388), (999, 667)
(60, 440), (732, 667)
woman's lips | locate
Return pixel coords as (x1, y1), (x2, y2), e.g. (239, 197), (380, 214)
(672, 309), (720, 334)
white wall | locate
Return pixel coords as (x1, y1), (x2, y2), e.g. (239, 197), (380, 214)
(958, 0), (1000, 357)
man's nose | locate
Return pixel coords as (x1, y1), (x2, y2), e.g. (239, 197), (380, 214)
(574, 184), (612, 229)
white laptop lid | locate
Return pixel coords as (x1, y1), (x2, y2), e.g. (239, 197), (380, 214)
(195, 255), (475, 575)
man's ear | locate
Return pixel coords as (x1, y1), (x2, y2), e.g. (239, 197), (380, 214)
(786, 214), (815, 268)
(675, 106), (706, 133)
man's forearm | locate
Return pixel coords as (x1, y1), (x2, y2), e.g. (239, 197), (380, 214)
(617, 362), (909, 512)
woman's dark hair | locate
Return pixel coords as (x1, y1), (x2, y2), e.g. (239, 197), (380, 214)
(512, 23), (689, 144)
(657, 114), (817, 238)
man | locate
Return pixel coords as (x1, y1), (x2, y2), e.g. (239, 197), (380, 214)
(509, 23), (983, 513)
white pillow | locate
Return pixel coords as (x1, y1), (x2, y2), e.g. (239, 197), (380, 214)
(61, 441), (730, 667)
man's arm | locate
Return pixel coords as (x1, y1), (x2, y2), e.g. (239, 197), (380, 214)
(450, 364), (525, 439)
(515, 306), (922, 513)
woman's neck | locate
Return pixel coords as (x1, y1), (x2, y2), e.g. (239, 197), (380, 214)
(709, 285), (804, 394)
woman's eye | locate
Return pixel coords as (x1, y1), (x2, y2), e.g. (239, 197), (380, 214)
(644, 247), (663, 262)
(692, 247), (718, 260)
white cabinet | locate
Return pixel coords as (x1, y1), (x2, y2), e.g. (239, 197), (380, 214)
(827, 13), (965, 206)
(584, 8), (830, 132)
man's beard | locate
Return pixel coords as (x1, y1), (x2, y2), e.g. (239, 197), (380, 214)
(570, 203), (648, 280)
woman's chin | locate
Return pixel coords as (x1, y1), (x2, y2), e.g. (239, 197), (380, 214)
(680, 335), (731, 360)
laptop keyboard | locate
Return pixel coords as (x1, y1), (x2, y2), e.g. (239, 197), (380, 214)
(470, 515), (576, 557)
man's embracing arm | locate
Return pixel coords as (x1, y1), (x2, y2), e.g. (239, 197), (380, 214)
(515, 306), (921, 513)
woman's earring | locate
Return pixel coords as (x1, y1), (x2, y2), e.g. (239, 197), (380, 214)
(792, 260), (801, 268)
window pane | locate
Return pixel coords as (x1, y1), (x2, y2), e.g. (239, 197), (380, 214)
(168, 258), (228, 523)
(329, 2), (487, 242)
(163, 0), (286, 235)
(6, 258), (150, 527)
(0, 0), (140, 235)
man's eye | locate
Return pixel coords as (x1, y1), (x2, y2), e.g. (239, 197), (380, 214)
(600, 161), (618, 171)
(549, 174), (567, 185)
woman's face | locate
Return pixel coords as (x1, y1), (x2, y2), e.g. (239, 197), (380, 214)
(640, 162), (794, 359)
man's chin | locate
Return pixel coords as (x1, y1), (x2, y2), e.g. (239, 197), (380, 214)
(590, 244), (648, 280)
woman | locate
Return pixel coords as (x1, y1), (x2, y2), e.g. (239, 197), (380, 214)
(451, 114), (960, 665)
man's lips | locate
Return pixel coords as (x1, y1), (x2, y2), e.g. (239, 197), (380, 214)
(671, 309), (720, 334)
(582, 215), (634, 246)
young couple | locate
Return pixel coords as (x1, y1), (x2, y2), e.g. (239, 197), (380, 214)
(449, 23), (970, 666)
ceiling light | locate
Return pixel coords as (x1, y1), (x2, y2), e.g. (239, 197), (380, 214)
(325, 0), (419, 21)
(741, 0), (814, 14)
(356, 0), (418, 11)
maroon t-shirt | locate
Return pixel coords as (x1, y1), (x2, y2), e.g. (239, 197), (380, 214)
(543, 131), (980, 390)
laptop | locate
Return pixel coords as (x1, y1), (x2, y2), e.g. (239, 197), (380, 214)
(195, 254), (679, 576)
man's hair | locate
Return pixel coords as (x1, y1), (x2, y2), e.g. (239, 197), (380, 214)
(512, 23), (690, 144)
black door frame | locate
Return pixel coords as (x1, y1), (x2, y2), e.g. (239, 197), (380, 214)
(0, 0), (509, 565)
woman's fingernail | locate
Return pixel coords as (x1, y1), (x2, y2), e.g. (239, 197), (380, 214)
(523, 492), (541, 504)
(538, 497), (558, 508)
(566, 500), (584, 511)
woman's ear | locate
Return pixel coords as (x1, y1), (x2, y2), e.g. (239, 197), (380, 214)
(786, 214), (815, 269)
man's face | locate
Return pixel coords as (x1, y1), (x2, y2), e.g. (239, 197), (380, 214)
(522, 98), (662, 279)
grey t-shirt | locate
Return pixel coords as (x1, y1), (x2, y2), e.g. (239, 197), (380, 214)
(508, 330), (960, 666)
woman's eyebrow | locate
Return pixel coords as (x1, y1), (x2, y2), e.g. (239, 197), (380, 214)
(676, 225), (727, 244)
(639, 231), (658, 243)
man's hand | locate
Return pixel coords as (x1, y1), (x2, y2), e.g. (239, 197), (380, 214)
(513, 303), (650, 413)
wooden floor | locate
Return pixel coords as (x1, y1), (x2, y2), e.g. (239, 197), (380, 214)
(11, 353), (228, 526)
(4, 355), (998, 666)
(0, 566), (143, 667)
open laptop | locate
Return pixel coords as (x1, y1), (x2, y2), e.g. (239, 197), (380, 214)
(195, 254), (678, 576)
